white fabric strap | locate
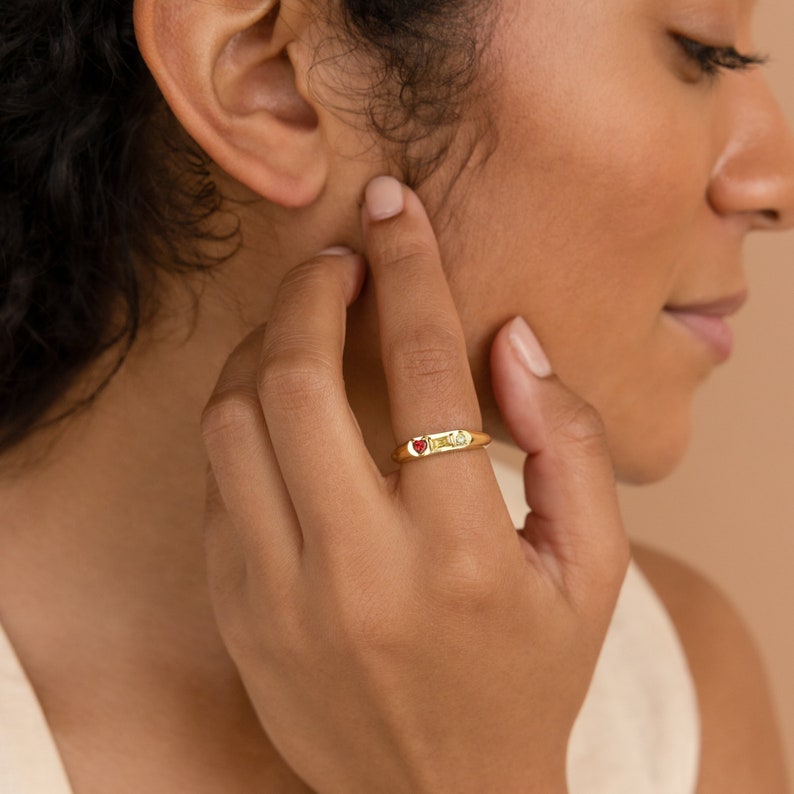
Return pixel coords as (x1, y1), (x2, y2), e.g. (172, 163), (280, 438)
(0, 621), (72, 793)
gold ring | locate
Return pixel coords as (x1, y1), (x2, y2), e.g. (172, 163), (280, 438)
(391, 429), (491, 463)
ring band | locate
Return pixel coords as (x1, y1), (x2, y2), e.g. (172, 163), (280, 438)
(391, 429), (492, 463)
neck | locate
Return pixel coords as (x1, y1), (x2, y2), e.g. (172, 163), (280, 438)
(0, 254), (396, 696)
(0, 289), (237, 683)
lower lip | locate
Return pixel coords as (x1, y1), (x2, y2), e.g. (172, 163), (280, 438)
(665, 310), (735, 363)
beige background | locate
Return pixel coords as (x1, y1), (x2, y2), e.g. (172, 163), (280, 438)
(618, 0), (794, 777)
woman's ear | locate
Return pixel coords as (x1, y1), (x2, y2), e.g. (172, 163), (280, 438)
(134, 0), (326, 207)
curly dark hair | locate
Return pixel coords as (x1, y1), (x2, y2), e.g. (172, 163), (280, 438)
(0, 0), (488, 456)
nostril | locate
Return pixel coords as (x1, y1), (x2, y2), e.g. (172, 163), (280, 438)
(760, 208), (780, 224)
(744, 207), (786, 231)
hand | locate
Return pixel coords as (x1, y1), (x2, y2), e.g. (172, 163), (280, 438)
(200, 177), (630, 794)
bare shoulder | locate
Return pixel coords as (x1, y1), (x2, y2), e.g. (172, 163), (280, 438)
(631, 543), (789, 793)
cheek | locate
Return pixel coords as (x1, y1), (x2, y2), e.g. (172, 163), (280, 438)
(427, 56), (713, 482)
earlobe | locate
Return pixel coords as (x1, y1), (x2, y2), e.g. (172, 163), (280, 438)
(133, 0), (327, 207)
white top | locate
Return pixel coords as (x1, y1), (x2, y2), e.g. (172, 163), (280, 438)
(490, 441), (701, 793)
(0, 622), (72, 793)
(0, 441), (700, 792)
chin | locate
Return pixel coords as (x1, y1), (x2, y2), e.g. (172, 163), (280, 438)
(610, 414), (693, 485)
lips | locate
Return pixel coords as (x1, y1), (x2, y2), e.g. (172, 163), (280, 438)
(664, 289), (748, 364)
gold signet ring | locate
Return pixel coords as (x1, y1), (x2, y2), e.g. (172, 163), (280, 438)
(391, 429), (491, 463)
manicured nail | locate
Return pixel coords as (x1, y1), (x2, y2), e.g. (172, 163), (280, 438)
(508, 317), (552, 378)
(365, 176), (404, 221)
(317, 246), (354, 256)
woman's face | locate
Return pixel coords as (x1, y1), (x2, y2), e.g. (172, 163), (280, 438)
(399, 0), (794, 483)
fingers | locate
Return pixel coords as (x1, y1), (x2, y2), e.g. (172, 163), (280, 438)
(490, 317), (630, 609)
(201, 327), (302, 589)
(362, 177), (494, 506)
(257, 251), (386, 544)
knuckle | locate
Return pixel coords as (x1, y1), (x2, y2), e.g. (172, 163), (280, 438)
(378, 235), (438, 273)
(201, 389), (262, 444)
(554, 397), (608, 449)
(280, 258), (327, 294)
(258, 350), (337, 411)
(431, 542), (507, 606)
(386, 323), (465, 394)
(278, 258), (349, 311)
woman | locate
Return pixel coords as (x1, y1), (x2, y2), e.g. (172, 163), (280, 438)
(1, 0), (792, 791)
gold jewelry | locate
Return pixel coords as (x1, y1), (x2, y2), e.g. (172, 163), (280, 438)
(391, 429), (491, 463)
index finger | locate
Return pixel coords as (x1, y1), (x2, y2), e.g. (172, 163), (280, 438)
(257, 252), (385, 548)
(362, 177), (497, 508)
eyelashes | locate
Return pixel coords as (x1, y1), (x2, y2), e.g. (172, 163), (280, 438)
(673, 33), (768, 78)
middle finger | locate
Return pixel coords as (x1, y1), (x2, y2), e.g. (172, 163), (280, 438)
(362, 178), (495, 504)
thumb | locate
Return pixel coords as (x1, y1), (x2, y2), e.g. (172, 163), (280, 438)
(490, 317), (629, 610)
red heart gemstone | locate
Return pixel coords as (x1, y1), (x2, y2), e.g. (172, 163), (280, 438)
(411, 438), (428, 455)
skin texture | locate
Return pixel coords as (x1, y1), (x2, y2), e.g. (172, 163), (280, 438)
(365, 0), (794, 484)
(0, 0), (791, 790)
(198, 185), (629, 792)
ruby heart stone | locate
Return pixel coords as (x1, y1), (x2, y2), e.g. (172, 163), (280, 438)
(411, 438), (428, 455)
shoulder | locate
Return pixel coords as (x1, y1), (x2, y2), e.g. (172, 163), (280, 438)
(631, 543), (789, 793)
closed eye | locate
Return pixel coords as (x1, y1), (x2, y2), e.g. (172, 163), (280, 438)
(673, 34), (767, 79)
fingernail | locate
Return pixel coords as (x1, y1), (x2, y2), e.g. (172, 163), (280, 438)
(365, 176), (404, 221)
(317, 246), (354, 256)
(508, 317), (552, 378)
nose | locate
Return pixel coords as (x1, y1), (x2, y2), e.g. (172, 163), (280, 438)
(708, 74), (794, 231)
